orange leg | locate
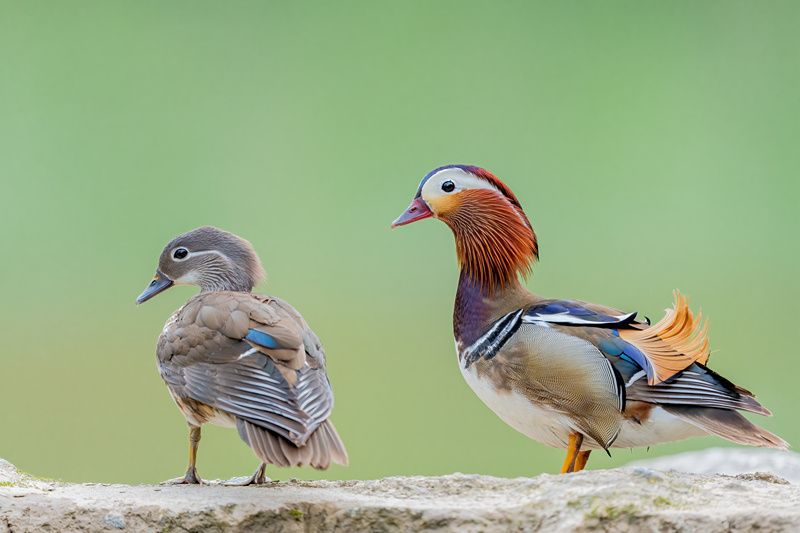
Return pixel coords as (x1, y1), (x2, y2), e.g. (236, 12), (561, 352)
(560, 433), (584, 474)
(573, 450), (591, 472)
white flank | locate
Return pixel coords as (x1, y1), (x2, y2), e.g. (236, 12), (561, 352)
(612, 407), (704, 448)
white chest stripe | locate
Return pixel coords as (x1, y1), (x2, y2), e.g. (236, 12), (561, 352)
(461, 309), (524, 367)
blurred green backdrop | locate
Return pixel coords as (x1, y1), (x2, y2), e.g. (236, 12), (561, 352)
(1, 1), (798, 484)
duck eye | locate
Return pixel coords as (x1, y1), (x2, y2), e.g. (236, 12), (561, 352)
(441, 180), (455, 193)
(173, 248), (189, 260)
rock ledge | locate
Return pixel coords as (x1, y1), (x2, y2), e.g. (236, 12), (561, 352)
(1, 458), (799, 532)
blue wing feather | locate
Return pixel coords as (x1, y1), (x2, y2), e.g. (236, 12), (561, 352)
(597, 333), (654, 381)
(245, 329), (281, 350)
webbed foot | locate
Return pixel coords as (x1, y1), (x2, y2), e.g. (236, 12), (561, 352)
(223, 463), (269, 486)
(161, 466), (202, 485)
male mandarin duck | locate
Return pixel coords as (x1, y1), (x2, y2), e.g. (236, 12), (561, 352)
(392, 165), (786, 473)
(137, 226), (347, 484)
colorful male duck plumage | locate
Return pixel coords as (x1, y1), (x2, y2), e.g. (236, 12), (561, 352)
(393, 165), (786, 473)
(137, 226), (347, 484)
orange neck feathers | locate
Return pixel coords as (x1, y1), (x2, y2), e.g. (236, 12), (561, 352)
(444, 188), (538, 294)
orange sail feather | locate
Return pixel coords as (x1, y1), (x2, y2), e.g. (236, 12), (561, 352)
(619, 290), (710, 385)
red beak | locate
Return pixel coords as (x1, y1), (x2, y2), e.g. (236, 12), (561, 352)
(392, 197), (433, 228)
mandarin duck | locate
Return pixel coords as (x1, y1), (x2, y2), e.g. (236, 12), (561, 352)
(137, 226), (347, 484)
(393, 165), (786, 474)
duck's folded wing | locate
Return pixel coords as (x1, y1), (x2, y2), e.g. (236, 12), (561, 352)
(625, 363), (769, 415)
(622, 358), (784, 448)
(159, 294), (333, 446)
(506, 322), (626, 449)
(178, 350), (333, 444)
(526, 291), (708, 385)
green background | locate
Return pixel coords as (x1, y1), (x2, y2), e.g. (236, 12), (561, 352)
(1, 1), (797, 484)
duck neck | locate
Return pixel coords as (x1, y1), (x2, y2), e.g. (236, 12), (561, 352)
(198, 267), (255, 293)
(454, 271), (531, 347)
(446, 197), (538, 346)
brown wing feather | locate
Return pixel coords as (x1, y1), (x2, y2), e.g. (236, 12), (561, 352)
(245, 295), (307, 369)
(619, 290), (710, 385)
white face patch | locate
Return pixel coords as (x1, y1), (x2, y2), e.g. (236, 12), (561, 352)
(170, 250), (231, 285)
(419, 167), (498, 204)
(170, 249), (229, 264)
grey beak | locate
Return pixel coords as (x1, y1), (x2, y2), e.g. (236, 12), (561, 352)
(136, 270), (174, 304)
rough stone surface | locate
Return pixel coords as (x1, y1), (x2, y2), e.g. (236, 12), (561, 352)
(631, 447), (800, 484)
(1, 458), (799, 532)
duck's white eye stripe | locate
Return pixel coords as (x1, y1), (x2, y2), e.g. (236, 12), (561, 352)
(421, 168), (500, 198)
(172, 249), (230, 262)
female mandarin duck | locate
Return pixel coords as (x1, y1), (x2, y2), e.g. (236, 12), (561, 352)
(393, 165), (786, 473)
(137, 226), (347, 484)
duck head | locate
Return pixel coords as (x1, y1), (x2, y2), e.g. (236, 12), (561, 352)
(137, 226), (265, 303)
(393, 165), (538, 293)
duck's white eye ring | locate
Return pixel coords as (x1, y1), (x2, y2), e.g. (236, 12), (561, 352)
(441, 180), (455, 193)
(172, 247), (189, 260)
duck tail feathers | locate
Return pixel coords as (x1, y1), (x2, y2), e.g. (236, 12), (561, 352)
(664, 405), (788, 450)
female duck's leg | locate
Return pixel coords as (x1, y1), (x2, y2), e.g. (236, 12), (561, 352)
(560, 432), (584, 474)
(162, 425), (202, 484)
(249, 463), (268, 484)
(185, 425), (202, 483)
(224, 463), (270, 486)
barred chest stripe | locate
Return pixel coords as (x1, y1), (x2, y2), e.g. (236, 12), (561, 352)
(460, 309), (525, 367)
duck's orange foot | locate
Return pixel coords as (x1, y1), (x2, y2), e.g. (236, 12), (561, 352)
(574, 450), (591, 472)
(560, 433), (585, 474)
